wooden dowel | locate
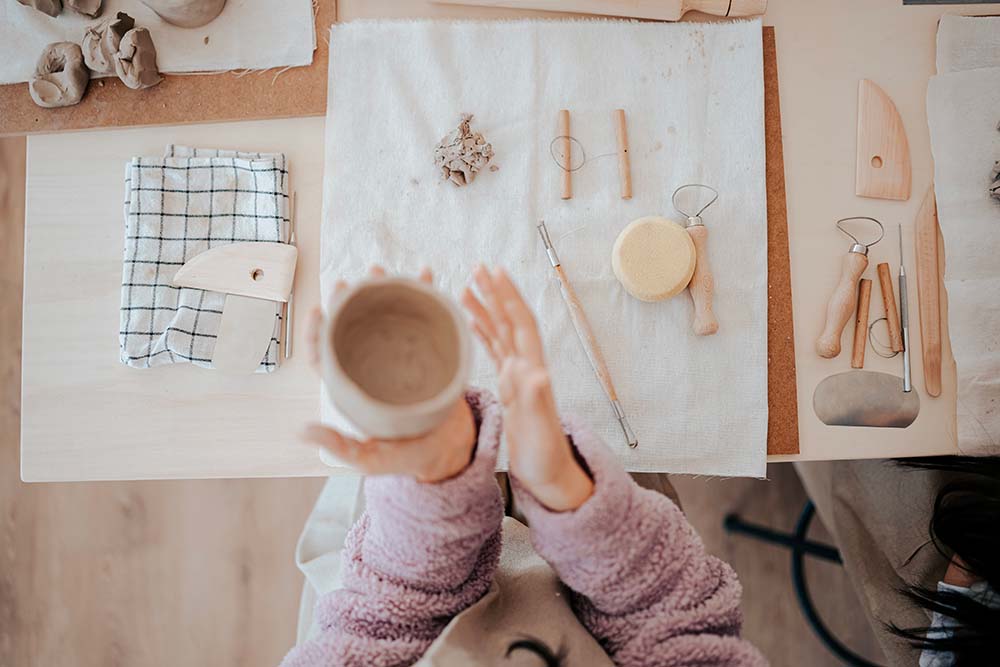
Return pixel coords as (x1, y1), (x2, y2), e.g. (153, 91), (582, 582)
(559, 109), (572, 200)
(876, 262), (903, 352)
(614, 109), (632, 199)
(851, 278), (872, 369)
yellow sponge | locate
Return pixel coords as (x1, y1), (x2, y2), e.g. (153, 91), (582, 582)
(612, 216), (696, 302)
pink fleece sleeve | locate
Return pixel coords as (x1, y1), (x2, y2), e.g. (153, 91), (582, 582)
(280, 389), (505, 667)
(510, 419), (769, 667)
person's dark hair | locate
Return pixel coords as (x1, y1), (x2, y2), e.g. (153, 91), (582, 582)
(505, 636), (566, 666)
(888, 456), (1000, 665)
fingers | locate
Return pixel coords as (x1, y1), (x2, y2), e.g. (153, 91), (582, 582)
(303, 424), (396, 474)
(491, 267), (545, 364)
(471, 320), (501, 368)
(473, 265), (515, 353)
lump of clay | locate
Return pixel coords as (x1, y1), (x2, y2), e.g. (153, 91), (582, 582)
(140, 0), (226, 28)
(82, 12), (134, 74)
(16, 0), (62, 17)
(434, 114), (495, 187)
(66, 0), (102, 17)
(29, 42), (90, 108)
(114, 28), (162, 90)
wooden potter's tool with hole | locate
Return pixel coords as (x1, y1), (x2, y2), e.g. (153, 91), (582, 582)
(673, 183), (720, 336)
(539, 221), (638, 448)
(173, 242), (298, 374)
(435, 0), (768, 21)
(914, 185), (942, 397)
(856, 79), (912, 201)
(816, 216), (884, 359)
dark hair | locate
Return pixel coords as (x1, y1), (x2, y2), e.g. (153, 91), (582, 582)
(505, 636), (566, 667)
(888, 456), (1000, 665)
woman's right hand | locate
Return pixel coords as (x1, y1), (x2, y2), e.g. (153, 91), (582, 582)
(462, 266), (594, 512)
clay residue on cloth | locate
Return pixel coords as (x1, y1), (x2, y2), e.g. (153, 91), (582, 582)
(434, 114), (495, 187)
(333, 285), (459, 405)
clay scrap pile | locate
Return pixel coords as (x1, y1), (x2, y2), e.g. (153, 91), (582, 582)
(434, 114), (495, 187)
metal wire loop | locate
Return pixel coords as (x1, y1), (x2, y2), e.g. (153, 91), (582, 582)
(868, 316), (899, 359)
(835, 216), (885, 249)
(672, 183), (719, 219)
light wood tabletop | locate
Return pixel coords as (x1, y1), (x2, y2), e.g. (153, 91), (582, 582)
(21, 0), (980, 482)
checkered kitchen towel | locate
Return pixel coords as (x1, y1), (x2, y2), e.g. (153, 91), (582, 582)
(120, 145), (290, 371)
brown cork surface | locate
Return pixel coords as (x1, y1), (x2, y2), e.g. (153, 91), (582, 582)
(763, 26), (800, 456)
(0, 1), (337, 136)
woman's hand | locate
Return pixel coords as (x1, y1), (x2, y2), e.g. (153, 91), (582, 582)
(462, 266), (594, 512)
(302, 266), (477, 483)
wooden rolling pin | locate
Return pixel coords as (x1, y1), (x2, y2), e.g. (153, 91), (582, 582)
(817, 249), (869, 358)
(435, 0), (768, 21)
(914, 186), (942, 397)
(851, 278), (872, 369)
(876, 262), (903, 352)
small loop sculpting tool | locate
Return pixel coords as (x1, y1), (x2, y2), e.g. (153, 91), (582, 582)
(816, 216), (884, 358)
(538, 220), (638, 448)
(672, 183), (720, 335)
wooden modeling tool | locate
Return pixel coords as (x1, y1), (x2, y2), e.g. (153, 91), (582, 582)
(876, 262), (903, 353)
(538, 220), (638, 448)
(856, 79), (912, 201)
(283, 191), (297, 360)
(914, 185), (942, 397)
(558, 109), (572, 200)
(816, 216), (884, 359)
(898, 225), (912, 393)
(615, 109), (632, 199)
(173, 242), (298, 374)
(434, 0), (768, 21)
(851, 278), (872, 369)
(673, 184), (719, 336)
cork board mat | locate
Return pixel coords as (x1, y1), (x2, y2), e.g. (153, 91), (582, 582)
(762, 27), (799, 455)
(0, 0), (337, 136)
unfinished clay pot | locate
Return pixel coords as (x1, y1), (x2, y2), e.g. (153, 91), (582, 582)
(115, 27), (162, 90)
(321, 277), (471, 440)
(29, 42), (90, 108)
(82, 11), (134, 74)
(140, 0), (226, 28)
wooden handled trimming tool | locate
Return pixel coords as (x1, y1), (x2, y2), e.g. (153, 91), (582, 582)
(851, 278), (872, 369)
(816, 216), (884, 359)
(673, 184), (720, 336)
(614, 109), (632, 199)
(538, 220), (637, 448)
(558, 109), (572, 200)
(914, 185), (942, 397)
(434, 0), (768, 21)
(876, 262), (903, 353)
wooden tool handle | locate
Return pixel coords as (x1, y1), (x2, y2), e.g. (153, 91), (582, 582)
(558, 109), (572, 200)
(614, 109), (632, 199)
(876, 262), (903, 352)
(555, 265), (618, 401)
(686, 225), (718, 336)
(851, 278), (872, 369)
(915, 185), (942, 397)
(817, 251), (868, 358)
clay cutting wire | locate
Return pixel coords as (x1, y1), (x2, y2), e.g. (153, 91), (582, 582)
(835, 215), (885, 251)
(548, 135), (618, 173)
(868, 317), (899, 359)
(672, 183), (719, 224)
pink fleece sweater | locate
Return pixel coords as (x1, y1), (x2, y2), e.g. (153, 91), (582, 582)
(281, 390), (767, 667)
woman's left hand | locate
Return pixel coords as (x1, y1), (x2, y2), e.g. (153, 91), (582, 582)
(301, 266), (477, 483)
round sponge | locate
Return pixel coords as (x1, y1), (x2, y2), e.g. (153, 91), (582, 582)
(612, 216), (696, 302)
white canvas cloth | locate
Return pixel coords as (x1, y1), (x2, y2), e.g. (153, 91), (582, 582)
(320, 19), (769, 477)
(0, 0), (315, 84)
(926, 16), (1000, 456)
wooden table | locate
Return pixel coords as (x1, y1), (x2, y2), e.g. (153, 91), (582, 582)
(20, 0), (975, 482)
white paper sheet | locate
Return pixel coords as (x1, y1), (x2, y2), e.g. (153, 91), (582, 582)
(0, 0), (315, 85)
(320, 19), (769, 477)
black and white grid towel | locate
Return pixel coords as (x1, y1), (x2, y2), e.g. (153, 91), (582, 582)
(120, 145), (290, 372)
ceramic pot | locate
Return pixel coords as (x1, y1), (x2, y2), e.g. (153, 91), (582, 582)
(140, 0), (226, 28)
(321, 277), (470, 440)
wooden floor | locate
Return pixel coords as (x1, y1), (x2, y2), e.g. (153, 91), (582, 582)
(0, 136), (883, 667)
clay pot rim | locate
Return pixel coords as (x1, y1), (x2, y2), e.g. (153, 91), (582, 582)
(320, 276), (471, 426)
